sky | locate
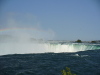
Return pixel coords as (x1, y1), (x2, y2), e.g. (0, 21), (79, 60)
(0, 0), (100, 41)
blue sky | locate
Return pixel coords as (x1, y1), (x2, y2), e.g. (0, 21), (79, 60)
(0, 0), (100, 41)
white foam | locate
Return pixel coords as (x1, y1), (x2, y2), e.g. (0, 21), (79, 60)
(0, 41), (100, 55)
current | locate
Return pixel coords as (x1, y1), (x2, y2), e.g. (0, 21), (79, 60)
(0, 37), (100, 75)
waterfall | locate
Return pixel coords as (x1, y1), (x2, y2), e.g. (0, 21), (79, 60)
(0, 41), (100, 55)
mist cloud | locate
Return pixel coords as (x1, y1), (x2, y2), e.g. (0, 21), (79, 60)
(1, 12), (55, 40)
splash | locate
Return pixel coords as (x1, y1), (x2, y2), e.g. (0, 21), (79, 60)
(0, 13), (100, 55)
(0, 28), (100, 55)
(0, 27), (55, 55)
(0, 39), (100, 55)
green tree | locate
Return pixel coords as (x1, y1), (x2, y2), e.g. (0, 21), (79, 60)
(61, 67), (76, 75)
(91, 41), (96, 43)
(76, 39), (82, 43)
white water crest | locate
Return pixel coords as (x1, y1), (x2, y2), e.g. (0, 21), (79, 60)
(0, 39), (100, 55)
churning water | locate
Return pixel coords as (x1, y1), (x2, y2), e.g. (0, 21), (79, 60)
(0, 41), (100, 55)
(0, 49), (100, 75)
(0, 36), (100, 75)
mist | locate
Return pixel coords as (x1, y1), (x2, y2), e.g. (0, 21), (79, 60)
(1, 13), (99, 55)
(0, 13), (55, 55)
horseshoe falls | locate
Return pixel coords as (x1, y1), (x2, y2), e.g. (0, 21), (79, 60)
(0, 41), (100, 55)
(0, 40), (100, 75)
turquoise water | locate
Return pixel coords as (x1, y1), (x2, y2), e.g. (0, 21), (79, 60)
(48, 43), (100, 52)
(0, 42), (100, 55)
(0, 42), (100, 75)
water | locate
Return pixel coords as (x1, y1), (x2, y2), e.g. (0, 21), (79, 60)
(0, 41), (100, 55)
(0, 41), (100, 75)
(0, 50), (100, 75)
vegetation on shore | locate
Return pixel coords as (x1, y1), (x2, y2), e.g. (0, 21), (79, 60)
(61, 67), (76, 75)
(91, 41), (96, 43)
(76, 39), (82, 43)
(75, 39), (98, 43)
